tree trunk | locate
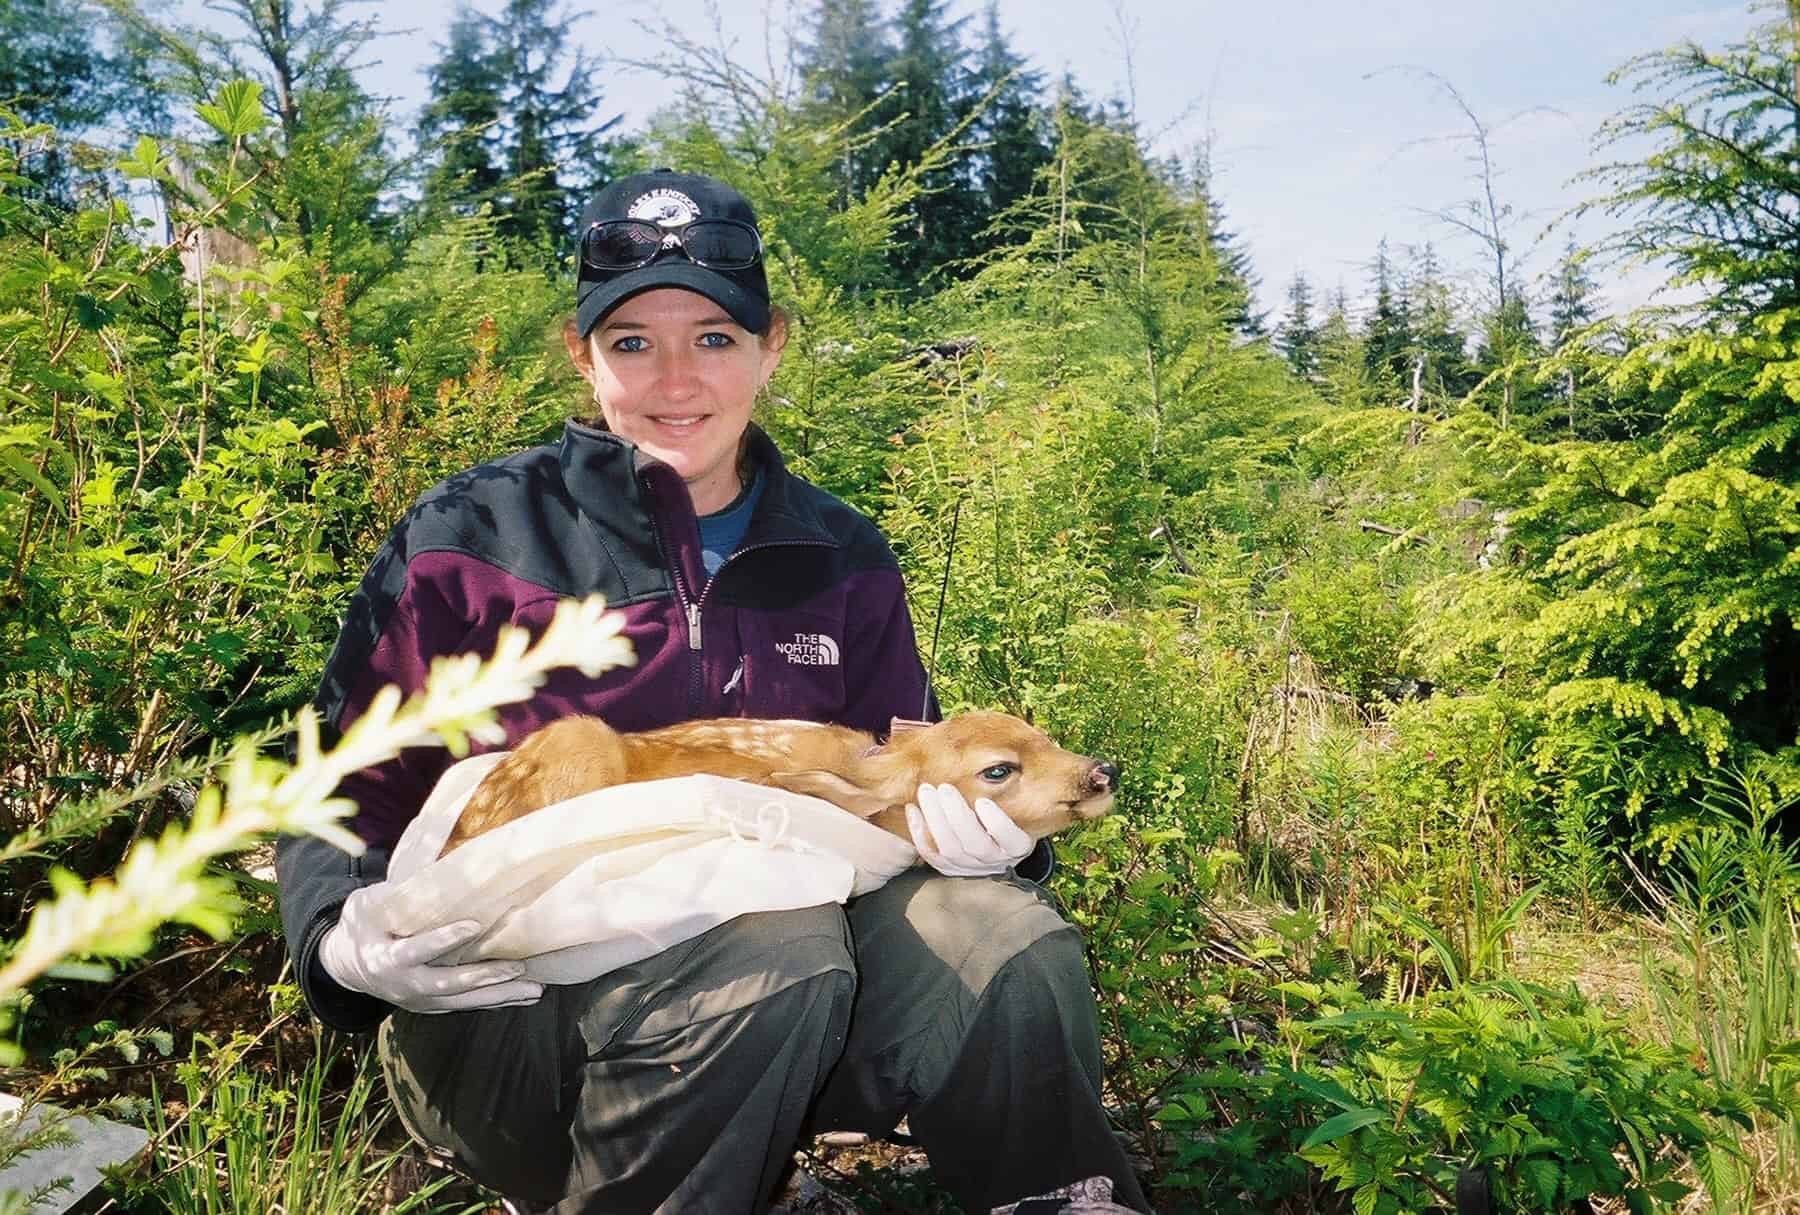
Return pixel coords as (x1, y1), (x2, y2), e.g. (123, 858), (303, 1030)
(1790, 0), (1800, 117)
(1406, 352), (1424, 446)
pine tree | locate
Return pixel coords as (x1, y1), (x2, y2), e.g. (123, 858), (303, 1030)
(1425, 10), (1800, 824)
(1548, 237), (1600, 348)
(797, 0), (895, 204)
(1403, 243), (1471, 408)
(417, 8), (507, 220)
(1584, 14), (1800, 319)
(1473, 292), (1546, 430)
(881, 0), (982, 283)
(1277, 271), (1319, 377)
(1186, 144), (1264, 338)
(969, 2), (1051, 235)
(0, 0), (164, 202)
(1317, 284), (1374, 408)
(486, 0), (625, 255)
(1546, 237), (1602, 434)
(152, 0), (401, 287)
(1361, 239), (1414, 399)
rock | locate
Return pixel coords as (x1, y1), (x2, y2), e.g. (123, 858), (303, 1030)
(0, 1093), (148, 1213)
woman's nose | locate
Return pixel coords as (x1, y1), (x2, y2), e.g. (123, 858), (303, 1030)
(655, 348), (700, 397)
(658, 349), (705, 396)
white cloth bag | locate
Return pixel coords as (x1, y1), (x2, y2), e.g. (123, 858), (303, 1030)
(372, 752), (919, 985)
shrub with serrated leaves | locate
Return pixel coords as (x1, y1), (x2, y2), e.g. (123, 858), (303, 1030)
(0, 100), (567, 871)
(1290, 982), (1752, 1214)
(1149, 973), (1754, 1214)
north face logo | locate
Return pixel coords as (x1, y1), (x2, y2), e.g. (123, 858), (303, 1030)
(774, 632), (840, 666)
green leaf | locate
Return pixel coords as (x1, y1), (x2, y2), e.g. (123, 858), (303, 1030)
(117, 134), (166, 180)
(196, 80), (266, 140)
(1276, 1068), (1365, 1112)
(1301, 1108), (1387, 1149)
(0, 449), (65, 513)
(1310, 1008), (1413, 1028)
(44, 961), (113, 983)
(72, 294), (113, 330)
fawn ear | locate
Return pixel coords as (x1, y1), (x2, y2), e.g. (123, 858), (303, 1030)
(771, 752), (916, 819)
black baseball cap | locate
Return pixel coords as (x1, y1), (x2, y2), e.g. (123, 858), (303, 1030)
(574, 169), (773, 337)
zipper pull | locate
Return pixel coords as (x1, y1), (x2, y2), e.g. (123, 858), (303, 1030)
(687, 602), (702, 651)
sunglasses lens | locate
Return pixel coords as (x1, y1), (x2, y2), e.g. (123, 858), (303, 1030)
(679, 221), (760, 268)
(584, 221), (663, 268)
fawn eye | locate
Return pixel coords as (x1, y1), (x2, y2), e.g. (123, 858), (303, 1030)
(980, 764), (1014, 782)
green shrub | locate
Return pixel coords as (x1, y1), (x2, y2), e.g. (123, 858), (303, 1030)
(1148, 972), (1752, 1214)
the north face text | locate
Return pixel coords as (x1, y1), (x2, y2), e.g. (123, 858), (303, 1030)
(775, 632), (841, 666)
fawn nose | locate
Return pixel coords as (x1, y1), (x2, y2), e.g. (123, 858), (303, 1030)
(1089, 761), (1121, 793)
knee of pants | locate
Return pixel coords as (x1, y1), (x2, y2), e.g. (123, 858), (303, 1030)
(911, 901), (1102, 1107)
(580, 901), (858, 1053)
(894, 871), (1081, 1000)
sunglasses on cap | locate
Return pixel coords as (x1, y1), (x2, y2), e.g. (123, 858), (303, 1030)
(581, 218), (763, 272)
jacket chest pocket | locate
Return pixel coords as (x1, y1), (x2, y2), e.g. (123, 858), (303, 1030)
(734, 608), (847, 722)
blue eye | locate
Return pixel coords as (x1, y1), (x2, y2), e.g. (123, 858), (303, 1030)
(612, 335), (649, 353)
(699, 332), (735, 348)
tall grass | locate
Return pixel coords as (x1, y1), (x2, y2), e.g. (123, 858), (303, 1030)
(1646, 767), (1800, 1209)
(131, 1026), (473, 1215)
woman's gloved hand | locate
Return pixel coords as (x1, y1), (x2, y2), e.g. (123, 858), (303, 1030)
(905, 782), (1035, 877)
(317, 885), (545, 1014)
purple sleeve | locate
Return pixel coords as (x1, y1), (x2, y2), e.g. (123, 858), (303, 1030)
(278, 553), (501, 1030)
(838, 568), (936, 735)
(330, 582), (474, 849)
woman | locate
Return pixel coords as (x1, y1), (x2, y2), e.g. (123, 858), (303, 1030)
(275, 169), (1149, 1214)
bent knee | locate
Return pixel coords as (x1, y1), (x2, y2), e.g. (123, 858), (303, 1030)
(572, 903), (855, 1053)
(897, 871), (1079, 997)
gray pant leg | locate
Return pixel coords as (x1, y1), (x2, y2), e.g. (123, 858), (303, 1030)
(381, 904), (856, 1214)
(813, 869), (1150, 1213)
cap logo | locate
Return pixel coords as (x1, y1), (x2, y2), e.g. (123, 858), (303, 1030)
(627, 188), (700, 227)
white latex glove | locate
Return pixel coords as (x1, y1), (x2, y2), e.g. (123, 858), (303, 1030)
(317, 885), (544, 1014)
(905, 782), (1035, 877)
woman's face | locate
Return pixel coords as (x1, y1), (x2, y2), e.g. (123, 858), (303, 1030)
(568, 288), (784, 515)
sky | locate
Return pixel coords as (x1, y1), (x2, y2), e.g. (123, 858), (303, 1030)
(186, 0), (1765, 321)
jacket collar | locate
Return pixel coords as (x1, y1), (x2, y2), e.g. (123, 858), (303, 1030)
(557, 419), (838, 549)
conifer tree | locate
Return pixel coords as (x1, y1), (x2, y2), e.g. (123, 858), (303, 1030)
(1473, 292), (1546, 431)
(134, 0), (403, 287)
(881, 0), (982, 282)
(1361, 239), (1414, 399)
(417, 9), (507, 220)
(0, 0), (164, 202)
(1403, 243), (1471, 408)
(797, 0), (895, 204)
(970, 2), (1051, 234)
(1186, 144), (1264, 338)
(486, 0), (625, 255)
(1546, 237), (1602, 434)
(1584, 14), (1800, 319)
(1318, 284), (1374, 408)
(1547, 238), (1600, 347)
(1426, 10), (1800, 826)
(1277, 271), (1320, 377)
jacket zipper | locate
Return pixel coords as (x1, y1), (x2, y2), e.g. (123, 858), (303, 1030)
(643, 472), (834, 715)
(691, 539), (833, 711)
(640, 480), (705, 713)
